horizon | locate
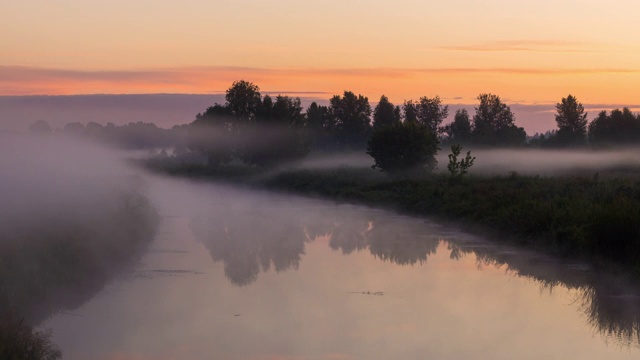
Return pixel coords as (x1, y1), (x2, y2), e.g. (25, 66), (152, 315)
(3, 92), (640, 135)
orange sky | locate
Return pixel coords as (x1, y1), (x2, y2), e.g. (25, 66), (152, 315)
(2, 0), (640, 105)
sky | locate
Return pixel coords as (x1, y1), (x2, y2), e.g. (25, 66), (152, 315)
(2, 0), (640, 128)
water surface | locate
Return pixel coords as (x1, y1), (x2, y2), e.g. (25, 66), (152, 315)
(41, 176), (640, 360)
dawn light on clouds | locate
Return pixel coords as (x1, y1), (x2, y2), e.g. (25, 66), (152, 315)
(1, 0), (639, 104)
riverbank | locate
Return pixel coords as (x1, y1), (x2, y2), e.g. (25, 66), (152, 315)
(0, 188), (159, 359)
(142, 158), (640, 277)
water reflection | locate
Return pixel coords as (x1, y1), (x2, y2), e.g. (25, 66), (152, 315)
(188, 196), (640, 346)
(190, 208), (307, 286)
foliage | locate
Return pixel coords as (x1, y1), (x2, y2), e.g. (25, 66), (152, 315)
(28, 120), (52, 134)
(555, 94), (588, 146)
(329, 91), (372, 150)
(225, 80), (262, 120)
(588, 108), (640, 146)
(0, 318), (62, 360)
(305, 102), (334, 151)
(373, 95), (401, 129)
(442, 109), (472, 144)
(472, 93), (526, 146)
(187, 80), (311, 167)
(447, 145), (475, 178)
(416, 96), (449, 133)
(367, 121), (439, 175)
(402, 97), (449, 135)
(262, 168), (640, 276)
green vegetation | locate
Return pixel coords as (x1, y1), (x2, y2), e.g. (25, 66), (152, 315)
(135, 80), (640, 278)
(256, 168), (640, 276)
(471, 93), (526, 146)
(367, 121), (439, 175)
(447, 145), (475, 179)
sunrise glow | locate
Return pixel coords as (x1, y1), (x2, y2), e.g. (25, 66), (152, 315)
(2, 0), (640, 105)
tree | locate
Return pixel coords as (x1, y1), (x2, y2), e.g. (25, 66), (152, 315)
(555, 95), (588, 146)
(588, 108), (640, 145)
(329, 91), (372, 150)
(188, 81), (312, 168)
(472, 93), (526, 146)
(416, 96), (449, 134)
(242, 95), (309, 167)
(447, 145), (475, 179)
(225, 80), (262, 121)
(402, 100), (418, 124)
(270, 95), (304, 126)
(28, 120), (52, 134)
(442, 109), (472, 144)
(373, 95), (400, 129)
(188, 104), (234, 166)
(306, 102), (333, 151)
(367, 121), (439, 175)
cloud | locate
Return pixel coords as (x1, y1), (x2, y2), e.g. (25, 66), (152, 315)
(439, 40), (598, 53)
(2, 65), (640, 96)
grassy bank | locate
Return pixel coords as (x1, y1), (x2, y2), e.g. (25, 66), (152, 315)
(144, 157), (640, 276)
(261, 168), (640, 274)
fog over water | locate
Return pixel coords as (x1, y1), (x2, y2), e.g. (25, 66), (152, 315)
(3, 135), (640, 359)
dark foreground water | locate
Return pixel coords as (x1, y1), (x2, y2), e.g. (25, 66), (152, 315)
(40, 176), (640, 360)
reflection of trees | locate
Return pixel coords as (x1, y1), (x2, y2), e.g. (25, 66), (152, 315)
(312, 209), (441, 265)
(368, 218), (440, 265)
(191, 204), (446, 286)
(190, 207), (307, 287)
(189, 196), (640, 347)
(579, 277), (640, 345)
(447, 240), (640, 346)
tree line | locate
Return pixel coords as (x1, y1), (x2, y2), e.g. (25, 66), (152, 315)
(28, 81), (640, 173)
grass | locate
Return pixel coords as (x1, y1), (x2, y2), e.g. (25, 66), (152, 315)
(259, 168), (640, 275)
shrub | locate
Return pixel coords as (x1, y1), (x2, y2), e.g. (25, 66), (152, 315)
(367, 121), (438, 175)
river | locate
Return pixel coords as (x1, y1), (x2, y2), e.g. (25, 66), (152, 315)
(40, 175), (640, 360)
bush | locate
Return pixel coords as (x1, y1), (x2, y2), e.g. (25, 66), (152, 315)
(0, 317), (61, 360)
(367, 121), (439, 175)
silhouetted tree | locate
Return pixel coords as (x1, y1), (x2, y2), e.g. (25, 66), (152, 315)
(28, 120), (52, 134)
(306, 102), (333, 151)
(373, 95), (401, 129)
(402, 100), (418, 123)
(555, 95), (588, 146)
(447, 144), (475, 179)
(62, 122), (85, 135)
(188, 81), (310, 167)
(367, 121), (438, 175)
(472, 93), (526, 146)
(225, 80), (262, 121)
(442, 109), (472, 144)
(329, 91), (372, 150)
(588, 108), (640, 146)
(415, 96), (449, 134)
(188, 104), (234, 166)
(269, 95), (305, 126)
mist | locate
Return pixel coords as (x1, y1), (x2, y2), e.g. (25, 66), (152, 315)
(278, 147), (640, 177)
(434, 147), (640, 176)
(0, 134), (158, 326)
(3, 129), (640, 359)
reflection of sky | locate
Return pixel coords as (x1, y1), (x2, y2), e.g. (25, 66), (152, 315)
(41, 178), (640, 360)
